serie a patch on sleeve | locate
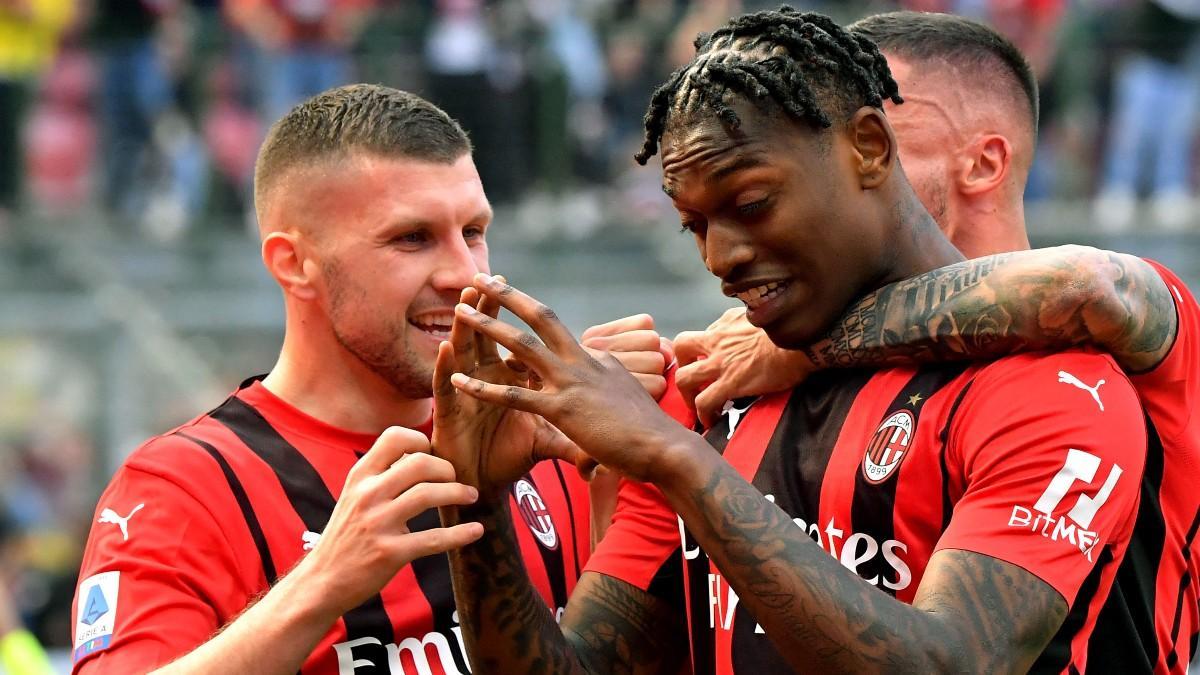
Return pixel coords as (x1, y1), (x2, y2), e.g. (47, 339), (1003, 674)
(74, 571), (120, 662)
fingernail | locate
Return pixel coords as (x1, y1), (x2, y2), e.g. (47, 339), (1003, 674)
(467, 486), (478, 501)
(450, 373), (469, 386)
(456, 303), (477, 315)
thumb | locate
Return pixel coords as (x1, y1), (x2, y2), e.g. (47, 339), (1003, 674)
(532, 420), (589, 466)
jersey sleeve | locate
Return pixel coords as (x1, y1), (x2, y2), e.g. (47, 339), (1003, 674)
(935, 350), (1147, 606)
(72, 437), (255, 674)
(1131, 260), (1198, 444)
(584, 372), (692, 597)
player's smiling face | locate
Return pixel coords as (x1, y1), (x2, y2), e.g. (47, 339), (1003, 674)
(660, 100), (891, 349)
(313, 153), (491, 397)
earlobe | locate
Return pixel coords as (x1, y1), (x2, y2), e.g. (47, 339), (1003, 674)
(850, 107), (895, 189)
(262, 232), (318, 300)
(960, 134), (1011, 195)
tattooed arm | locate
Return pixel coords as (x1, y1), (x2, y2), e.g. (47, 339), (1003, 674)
(441, 500), (687, 675)
(651, 449), (1065, 674)
(804, 245), (1178, 373)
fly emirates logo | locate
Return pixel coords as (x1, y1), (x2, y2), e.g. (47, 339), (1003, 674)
(332, 607), (567, 674)
(684, 493), (912, 633)
(1008, 448), (1122, 562)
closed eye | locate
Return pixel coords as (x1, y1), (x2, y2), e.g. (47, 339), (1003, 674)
(737, 198), (769, 216)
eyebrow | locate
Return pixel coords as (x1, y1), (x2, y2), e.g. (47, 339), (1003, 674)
(661, 153), (769, 198)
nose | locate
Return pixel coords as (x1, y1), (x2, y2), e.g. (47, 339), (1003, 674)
(702, 220), (754, 281)
(431, 234), (484, 292)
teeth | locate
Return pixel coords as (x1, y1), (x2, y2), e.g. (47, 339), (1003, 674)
(736, 281), (786, 310)
(409, 313), (454, 335)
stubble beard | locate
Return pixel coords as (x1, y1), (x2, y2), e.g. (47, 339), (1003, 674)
(325, 261), (435, 400)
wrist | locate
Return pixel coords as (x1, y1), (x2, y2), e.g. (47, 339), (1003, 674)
(641, 424), (716, 489)
(279, 556), (352, 628)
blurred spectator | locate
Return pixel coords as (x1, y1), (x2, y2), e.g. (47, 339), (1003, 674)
(0, 511), (54, 675)
(0, 0), (74, 228)
(201, 59), (262, 225)
(226, 0), (375, 124)
(91, 0), (177, 220)
(23, 49), (97, 214)
(1095, 0), (1200, 231)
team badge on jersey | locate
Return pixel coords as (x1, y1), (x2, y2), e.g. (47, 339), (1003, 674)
(513, 479), (558, 550)
(862, 410), (914, 484)
(74, 571), (120, 662)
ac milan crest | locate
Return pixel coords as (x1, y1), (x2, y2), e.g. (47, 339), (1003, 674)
(862, 410), (915, 484)
(513, 479), (559, 549)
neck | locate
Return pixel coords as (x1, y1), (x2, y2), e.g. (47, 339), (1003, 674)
(943, 191), (1031, 258)
(880, 191), (966, 285)
(262, 315), (433, 437)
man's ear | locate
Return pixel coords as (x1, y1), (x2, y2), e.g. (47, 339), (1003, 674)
(849, 107), (896, 189)
(958, 133), (1011, 195)
(262, 231), (320, 301)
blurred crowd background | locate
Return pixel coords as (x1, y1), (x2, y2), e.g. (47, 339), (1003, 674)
(0, 0), (1199, 667)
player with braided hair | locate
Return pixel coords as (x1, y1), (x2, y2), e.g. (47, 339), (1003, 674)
(636, 7), (901, 164)
(435, 7), (1149, 675)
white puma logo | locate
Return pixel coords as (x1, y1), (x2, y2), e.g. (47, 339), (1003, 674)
(1058, 371), (1106, 411)
(302, 530), (322, 551)
(97, 504), (145, 542)
(722, 398), (758, 439)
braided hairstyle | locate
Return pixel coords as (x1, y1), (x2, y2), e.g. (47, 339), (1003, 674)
(635, 6), (903, 165)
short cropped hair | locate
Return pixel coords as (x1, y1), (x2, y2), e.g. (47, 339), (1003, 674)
(849, 11), (1039, 132)
(254, 84), (472, 210)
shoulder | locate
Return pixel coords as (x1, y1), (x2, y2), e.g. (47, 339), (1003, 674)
(971, 349), (1132, 394)
(951, 349), (1143, 445)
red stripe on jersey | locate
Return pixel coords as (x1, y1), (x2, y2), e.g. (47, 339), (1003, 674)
(711, 393), (788, 675)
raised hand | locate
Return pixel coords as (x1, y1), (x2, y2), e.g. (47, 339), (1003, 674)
(447, 274), (696, 483)
(297, 426), (483, 618)
(432, 285), (585, 498)
(674, 306), (814, 427)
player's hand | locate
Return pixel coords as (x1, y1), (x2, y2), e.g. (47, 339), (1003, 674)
(447, 275), (692, 483)
(674, 307), (815, 428)
(581, 314), (673, 400)
(298, 427), (484, 618)
(432, 285), (588, 498)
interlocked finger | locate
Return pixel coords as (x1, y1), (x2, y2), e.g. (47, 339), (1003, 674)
(471, 274), (579, 356)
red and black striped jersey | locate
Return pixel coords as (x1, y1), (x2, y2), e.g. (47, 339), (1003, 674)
(591, 350), (1148, 674)
(1089, 261), (1200, 674)
(70, 378), (590, 675)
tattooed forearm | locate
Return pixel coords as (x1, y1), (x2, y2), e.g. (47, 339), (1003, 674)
(803, 245), (1178, 373)
(441, 501), (682, 675)
(442, 500), (587, 675)
(561, 574), (687, 675)
(660, 453), (1065, 674)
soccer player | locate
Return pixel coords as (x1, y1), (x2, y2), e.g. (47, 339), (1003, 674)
(674, 12), (1199, 673)
(68, 85), (667, 675)
(433, 8), (1150, 673)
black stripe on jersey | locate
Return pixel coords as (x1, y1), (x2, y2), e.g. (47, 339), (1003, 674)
(849, 365), (969, 596)
(1032, 546), (1116, 674)
(1166, 507), (1200, 671)
(550, 459), (583, 580)
(1085, 414), (1164, 674)
(514, 472), (570, 611)
(682, 518), (715, 675)
(210, 397), (395, 671)
(406, 507), (472, 675)
(175, 432), (279, 584)
(937, 379), (976, 532)
(755, 370), (876, 523)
